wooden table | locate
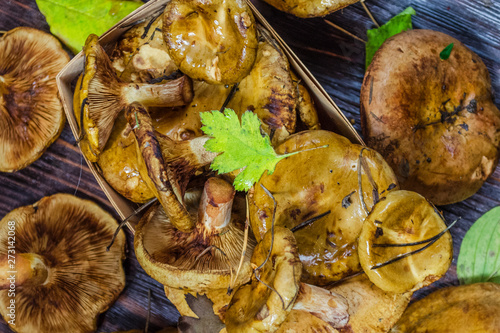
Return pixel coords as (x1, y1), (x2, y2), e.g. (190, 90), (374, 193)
(1, 0), (499, 331)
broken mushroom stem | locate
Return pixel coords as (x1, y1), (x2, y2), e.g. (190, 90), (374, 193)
(0, 253), (48, 288)
(199, 177), (236, 233)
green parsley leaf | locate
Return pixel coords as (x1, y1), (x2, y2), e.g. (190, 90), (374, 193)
(200, 109), (298, 191)
(457, 206), (500, 285)
(440, 43), (454, 60)
(36, 0), (142, 54)
(366, 6), (416, 69)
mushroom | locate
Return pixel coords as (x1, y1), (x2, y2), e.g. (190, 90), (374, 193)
(290, 71), (320, 131)
(0, 27), (69, 172)
(134, 177), (255, 318)
(360, 29), (500, 205)
(225, 226), (302, 332)
(0, 193), (126, 333)
(248, 130), (399, 285)
(261, 0), (358, 18)
(329, 274), (412, 333)
(75, 34), (194, 162)
(357, 190), (453, 293)
(276, 310), (337, 333)
(163, 0), (258, 84)
(125, 102), (218, 232)
(390, 283), (500, 332)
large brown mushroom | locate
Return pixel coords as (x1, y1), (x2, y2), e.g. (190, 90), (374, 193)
(0, 193), (126, 333)
(163, 0), (258, 85)
(360, 29), (500, 205)
(0, 27), (69, 172)
(248, 130), (399, 285)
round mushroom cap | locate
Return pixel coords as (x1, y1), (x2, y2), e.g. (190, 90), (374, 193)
(134, 195), (254, 291)
(248, 130), (399, 285)
(163, 0), (258, 84)
(0, 27), (69, 172)
(225, 226), (302, 333)
(261, 0), (358, 18)
(0, 193), (126, 333)
(390, 283), (500, 332)
(329, 274), (412, 333)
(358, 190), (453, 293)
(360, 29), (500, 205)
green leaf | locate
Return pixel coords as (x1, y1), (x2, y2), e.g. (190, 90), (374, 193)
(457, 206), (500, 285)
(36, 0), (142, 54)
(440, 43), (454, 60)
(366, 6), (416, 69)
(200, 109), (293, 192)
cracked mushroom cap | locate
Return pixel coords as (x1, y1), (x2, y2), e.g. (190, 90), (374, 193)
(225, 226), (302, 333)
(248, 130), (399, 285)
(360, 29), (500, 205)
(0, 193), (126, 333)
(262, 0), (358, 18)
(0, 27), (69, 172)
(134, 177), (255, 292)
(163, 0), (258, 84)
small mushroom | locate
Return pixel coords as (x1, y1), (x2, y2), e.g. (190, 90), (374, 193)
(163, 0), (258, 84)
(390, 283), (500, 332)
(225, 226), (302, 332)
(249, 130), (399, 285)
(329, 274), (412, 333)
(0, 193), (126, 333)
(360, 29), (500, 205)
(134, 177), (255, 316)
(75, 34), (194, 161)
(125, 102), (218, 232)
(0, 27), (69, 172)
(358, 190), (453, 293)
(261, 0), (358, 18)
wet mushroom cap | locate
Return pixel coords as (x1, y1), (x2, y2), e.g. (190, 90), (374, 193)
(0, 27), (69, 172)
(390, 283), (500, 332)
(358, 190), (453, 294)
(163, 0), (258, 84)
(249, 130), (399, 285)
(261, 0), (358, 18)
(0, 193), (126, 333)
(360, 29), (500, 205)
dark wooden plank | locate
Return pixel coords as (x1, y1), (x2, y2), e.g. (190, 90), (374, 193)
(0, 0), (499, 331)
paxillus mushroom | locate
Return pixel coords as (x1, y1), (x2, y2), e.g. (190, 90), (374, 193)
(361, 29), (500, 205)
(261, 0), (359, 18)
(358, 190), (453, 294)
(0, 27), (69, 172)
(0, 193), (126, 333)
(163, 0), (258, 84)
(248, 130), (399, 285)
(75, 34), (194, 162)
(134, 177), (255, 319)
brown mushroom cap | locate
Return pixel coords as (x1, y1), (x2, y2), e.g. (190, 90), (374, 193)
(225, 226), (302, 332)
(0, 193), (126, 333)
(0, 27), (69, 172)
(249, 130), (399, 285)
(329, 274), (412, 333)
(360, 29), (500, 205)
(163, 0), (258, 84)
(390, 283), (500, 332)
(261, 0), (358, 18)
(358, 190), (453, 293)
(134, 179), (255, 291)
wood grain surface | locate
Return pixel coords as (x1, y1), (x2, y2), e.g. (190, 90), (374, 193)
(0, 0), (499, 331)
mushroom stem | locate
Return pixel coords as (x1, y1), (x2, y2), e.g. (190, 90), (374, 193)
(199, 177), (235, 232)
(121, 75), (193, 107)
(292, 283), (349, 329)
(0, 253), (49, 289)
